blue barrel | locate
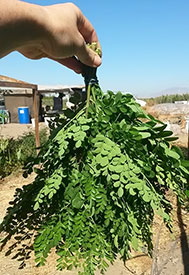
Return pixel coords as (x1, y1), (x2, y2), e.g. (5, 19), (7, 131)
(18, 107), (30, 124)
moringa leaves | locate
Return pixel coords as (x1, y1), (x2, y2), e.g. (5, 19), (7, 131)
(0, 86), (188, 275)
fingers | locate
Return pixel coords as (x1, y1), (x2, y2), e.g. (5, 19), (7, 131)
(77, 13), (98, 42)
(77, 11), (102, 66)
(51, 56), (83, 74)
(76, 35), (102, 68)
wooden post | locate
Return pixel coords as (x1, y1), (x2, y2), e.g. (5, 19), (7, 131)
(33, 88), (40, 153)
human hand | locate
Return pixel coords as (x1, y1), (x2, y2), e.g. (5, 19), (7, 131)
(17, 3), (102, 73)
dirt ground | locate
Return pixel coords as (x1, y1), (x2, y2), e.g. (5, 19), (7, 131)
(0, 173), (189, 275)
(0, 122), (188, 150)
(0, 123), (47, 139)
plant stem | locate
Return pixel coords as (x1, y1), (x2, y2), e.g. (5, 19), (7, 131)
(86, 84), (91, 118)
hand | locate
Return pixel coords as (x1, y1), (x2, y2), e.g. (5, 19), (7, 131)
(17, 3), (102, 73)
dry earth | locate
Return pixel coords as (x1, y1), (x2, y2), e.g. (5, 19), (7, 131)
(0, 123), (47, 139)
(0, 173), (189, 275)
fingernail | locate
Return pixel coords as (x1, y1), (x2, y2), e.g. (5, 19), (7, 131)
(94, 54), (102, 67)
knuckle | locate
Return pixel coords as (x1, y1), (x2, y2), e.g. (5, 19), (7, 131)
(66, 2), (79, 12)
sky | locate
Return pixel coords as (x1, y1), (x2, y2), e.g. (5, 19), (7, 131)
(1, 0), (189, 97)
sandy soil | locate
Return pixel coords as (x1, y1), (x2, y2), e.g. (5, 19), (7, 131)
(0, 123), (47, 139)
(0, 173), (189, 275)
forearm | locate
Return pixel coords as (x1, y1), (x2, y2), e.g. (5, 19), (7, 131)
(0, 0), (47, 57)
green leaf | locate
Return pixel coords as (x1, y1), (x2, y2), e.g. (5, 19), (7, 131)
(100, 157), (109, 167)
(154, 124), (167, 132)
(72, 126), (80, 133)
(186, 190), (189, 198)
(118, 187), (124, 197)
(181, 160), (189, 168)
(133, 126), (149, 131)
(82, 125), (90, 131)
(140, 132), (151, 139)
(165, 149), (180, 160)
(72, 194), (83, 209)
(114, 181), (121, 188)
(131, 235), (138, 250)
(180, 166), (189, 175)
(120, 175), (128, 184)
(164, 137), (178, 142)
(75, 140), (82, 148)
(48, 191), (54, 199)
(34, 202), (39, 211)
(104, 109), (112, 115)
(114, 165), (123, 173)
(108, 164), (116, 172)
(142, 193), (151, 202)
(114, 235), (118, 248)
(129, 188), (136, 196)
(111, 174), (120, 180)
(171, 145), (184, 158)
(96, 154), (103, 163)
(128, 104), (139, 114)
(54, 181), (61, 190)
(157, 130), (173, 138)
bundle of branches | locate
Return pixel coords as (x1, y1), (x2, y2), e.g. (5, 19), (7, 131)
(0, 46), (188, 275)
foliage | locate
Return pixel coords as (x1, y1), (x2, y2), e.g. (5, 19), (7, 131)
(0, 86), (189, 274)
(42, 96), (54, 108)
(0, 112), (8, 123)
(0, 128), (48, 178)
(145, 93), (189, 106)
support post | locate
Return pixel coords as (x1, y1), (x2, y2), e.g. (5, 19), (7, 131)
(33, 88), (40, 153)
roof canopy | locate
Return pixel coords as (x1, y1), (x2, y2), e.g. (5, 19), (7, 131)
(0, 75), (84, 95)
(38, 84), (85, 95)
(0, 75), (37, 90)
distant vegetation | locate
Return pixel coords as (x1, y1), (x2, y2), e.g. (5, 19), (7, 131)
(42, 96), (53, 107)
(145, 93), (189, 106)
(42, 96), (67, 109)
(0, 128), (48, 178)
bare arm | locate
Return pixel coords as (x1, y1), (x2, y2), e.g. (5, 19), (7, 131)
(0, 0), (47, 57)
(0, 0), (101, 73)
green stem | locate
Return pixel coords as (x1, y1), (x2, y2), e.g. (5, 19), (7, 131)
(91, 86), (98, 113)
(86, 84), (91, 118)
(63, 108), (86, 130)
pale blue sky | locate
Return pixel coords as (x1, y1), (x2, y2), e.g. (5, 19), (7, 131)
(1, 0), (189, 97)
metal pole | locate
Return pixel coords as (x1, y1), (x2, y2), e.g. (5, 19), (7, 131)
(33, 88), (40, 153)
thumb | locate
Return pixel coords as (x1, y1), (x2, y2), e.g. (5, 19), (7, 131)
(76, 40), (102, 67)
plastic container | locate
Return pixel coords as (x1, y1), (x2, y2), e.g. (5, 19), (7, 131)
(31, 118), (35, 128)
(18, 107), (30, 124)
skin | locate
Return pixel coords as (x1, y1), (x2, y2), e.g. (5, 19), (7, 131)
(0, 0), (102, 73)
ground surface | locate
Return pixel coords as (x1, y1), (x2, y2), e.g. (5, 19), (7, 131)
(0, 173), (189, 275)
(0, 123), (47, 139)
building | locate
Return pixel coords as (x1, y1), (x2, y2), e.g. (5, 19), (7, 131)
(0, 75), (39, 123)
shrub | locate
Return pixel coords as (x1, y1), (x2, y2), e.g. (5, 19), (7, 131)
(0, 128), (48, 178)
